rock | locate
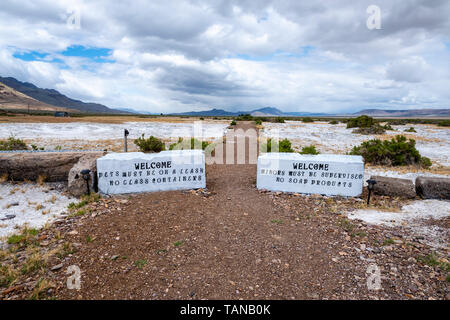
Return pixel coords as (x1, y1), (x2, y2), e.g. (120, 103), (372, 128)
(370, 176), (416, 199)
(50, 263), (63, 271)
(415, 176), (450, 200)
(68, 153), (104, 197)
(8, 202), (19, 207)
(1, 214), (15, 221)
(306, 293), (320, 299)
(0, 151), (104, 182)
(407, 257), (416, 263)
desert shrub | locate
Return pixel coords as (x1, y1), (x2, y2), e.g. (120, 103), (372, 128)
(169, 137), (210, 150)
(329, 120), (338, 125)
(389, 119), (408, 125)
(438, 120), (450, 127)
(0, 136), (28, 151)
(352, 125), (386, 135)
(404, 127), (417, 133)
(350, 135), (431, 168)
(299, 145), (320, 155)
(273, 117), (285, 123)
(419, 156), (432, 168)
(134, 134), (165, 153)
(199, 117), (204, 120)
(230, 120), (237, 126)
(31, 145), (44, 151)
(260, 138), (293, 153)
(346, 115), (375, 129)
(255, 119), (262, 125)
(236, 114), (253, 121)
(382, 124), (394, 130)
(302, 117), (314, 123)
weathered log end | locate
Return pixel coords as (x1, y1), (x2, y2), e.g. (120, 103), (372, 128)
(0, 151), (105, 183)
(415, 176), (450, 200)
(370, 175), (416, 199)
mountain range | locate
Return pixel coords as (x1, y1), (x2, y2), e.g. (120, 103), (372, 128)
(171, 107), (329, 117)
(0, 76), (124, 114)
(171, 106), (450, 117)
(0, 76), (448, 117)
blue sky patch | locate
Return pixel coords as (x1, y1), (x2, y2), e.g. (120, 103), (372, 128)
(13, 51), (49, 61)
(13, 45), (114, 65)
(61, 45), (114, 63)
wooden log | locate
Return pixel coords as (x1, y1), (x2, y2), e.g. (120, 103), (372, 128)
(0, 151), (105, 182)
(370, 175), (416, 199)
(415, 176), (450, 200)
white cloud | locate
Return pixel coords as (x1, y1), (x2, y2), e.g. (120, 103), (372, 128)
(0, 0), (449, 113)
(386, 56), (430, 83)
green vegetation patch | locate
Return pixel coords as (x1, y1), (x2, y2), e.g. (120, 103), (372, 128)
(346, 115), (376, 129)
(260, 138), (293, 153)
(350, 135), (432, 168)
(134, 134), (165, 153)
(299, 145), (320, 155)
(0, 136), (28, 151)
(169, 137), (211, 151)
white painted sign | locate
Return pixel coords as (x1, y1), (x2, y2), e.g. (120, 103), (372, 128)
(257, 153), (364, 197)
(97, 150), (206, 194)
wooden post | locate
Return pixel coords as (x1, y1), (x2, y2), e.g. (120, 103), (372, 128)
(124, 129), (129, 152)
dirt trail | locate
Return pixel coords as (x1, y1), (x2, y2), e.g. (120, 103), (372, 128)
(50, 121), (448, 300)
(52, 122), (345, 299)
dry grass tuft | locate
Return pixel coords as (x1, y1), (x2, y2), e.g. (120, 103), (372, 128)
(0, 173), (8, 183)
(0, 264), (18, 288)
(30, 278), (55, 300)
(37, 175), (46, 186)
(48, 195), (57, 204)
(9, 187), (20, 195)
(21, 252), (47, 275)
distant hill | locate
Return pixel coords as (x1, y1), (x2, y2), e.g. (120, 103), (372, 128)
(249, 107), (284, 116)
(173, 107), (333, 117)
(172, 108), (239, 117)
(353, 108), (450, 117)
(0, 81), (74, 112)
(0, 76), (128, 114)
(173, 106), (449, 118)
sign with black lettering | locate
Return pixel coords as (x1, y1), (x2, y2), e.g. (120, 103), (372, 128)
(97, 150), (205, 194)
(257, 153), (364, 197)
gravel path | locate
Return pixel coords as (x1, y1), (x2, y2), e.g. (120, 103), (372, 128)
(1, 122), (448, 300)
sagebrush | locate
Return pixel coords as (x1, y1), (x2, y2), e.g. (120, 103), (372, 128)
(260, 138), (293, 153)
(134, 134), (165, 153)
(0, 136), (28, 151)
(350, 135), (431, 168)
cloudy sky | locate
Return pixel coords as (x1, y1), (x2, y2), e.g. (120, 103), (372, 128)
(0, 0), (449, 114)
